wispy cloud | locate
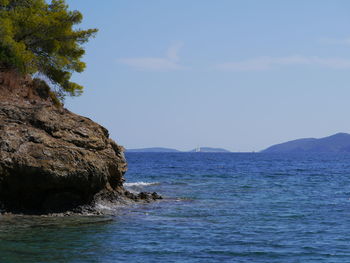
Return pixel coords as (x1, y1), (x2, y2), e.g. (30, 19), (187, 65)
(320, 37), (350, 45)
(166, 42), (183, 61)
(118, 43), (185, 71)
(216, 55), (350, 71)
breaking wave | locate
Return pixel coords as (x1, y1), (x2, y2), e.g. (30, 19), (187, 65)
(124, 182), (160, 187)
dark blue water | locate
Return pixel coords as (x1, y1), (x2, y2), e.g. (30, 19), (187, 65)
(1, 153), (350, 262)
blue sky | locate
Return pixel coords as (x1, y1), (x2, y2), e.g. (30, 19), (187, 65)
(66, 0), (350, 151)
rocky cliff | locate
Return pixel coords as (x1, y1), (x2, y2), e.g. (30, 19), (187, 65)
(0, 71), (159, 214)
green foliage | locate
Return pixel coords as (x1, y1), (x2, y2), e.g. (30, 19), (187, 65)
(0, 0), (97, 98)
(49, 90), (62, 107)
(33, 77), (62, 107)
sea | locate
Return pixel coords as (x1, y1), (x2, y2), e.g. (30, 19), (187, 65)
(1, 152), (350, 262)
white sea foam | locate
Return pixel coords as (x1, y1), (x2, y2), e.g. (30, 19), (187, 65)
(124, 182), (159, 187)
(95, 203), (114, 211)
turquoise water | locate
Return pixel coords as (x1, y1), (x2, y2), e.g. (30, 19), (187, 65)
(1, 153), (350, 262)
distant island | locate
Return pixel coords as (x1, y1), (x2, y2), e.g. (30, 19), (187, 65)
(127, 147), (231, 153)
(261, 133), (350, 153)
(127, 147), (180, 153)
(189, 147), (230, 153)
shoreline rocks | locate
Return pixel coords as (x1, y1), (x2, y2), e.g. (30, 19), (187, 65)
(0, 71), (161, 214)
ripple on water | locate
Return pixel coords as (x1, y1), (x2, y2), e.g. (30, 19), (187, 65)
(2, 152), (350, 262)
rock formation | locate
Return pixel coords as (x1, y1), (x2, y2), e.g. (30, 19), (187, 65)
(0, 71), (160, 214)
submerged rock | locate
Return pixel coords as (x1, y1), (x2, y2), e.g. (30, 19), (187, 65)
(0, 71), (160, 214)
(123, 190), (163, 202)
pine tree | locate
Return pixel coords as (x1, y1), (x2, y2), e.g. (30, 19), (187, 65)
(0, 0), (97, 98)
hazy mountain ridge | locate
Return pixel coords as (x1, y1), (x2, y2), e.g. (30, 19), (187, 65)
(127, 147), (231, 153)
(127, 147), (180, 153)
(262, 133), (350, 153)
(189, 147), (230, 153)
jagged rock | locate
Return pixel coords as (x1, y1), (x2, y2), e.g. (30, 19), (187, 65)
(0, 71), (131, 213)
(123, 191), (163, 202)
(137, 192), (163, 201)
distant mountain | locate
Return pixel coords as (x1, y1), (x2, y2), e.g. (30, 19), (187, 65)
(126, 147), (180, 153)
(261, 133), (350, 153)
(190, 147), (230, 153)
(127, 147), (231, 153)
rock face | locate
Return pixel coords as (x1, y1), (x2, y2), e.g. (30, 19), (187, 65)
(0, 71), (130, 213)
